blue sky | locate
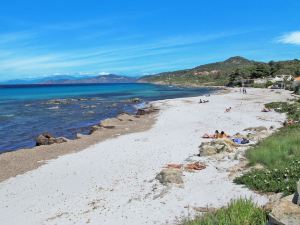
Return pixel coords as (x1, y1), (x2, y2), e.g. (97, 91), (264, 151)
(0, 0), (300, 81)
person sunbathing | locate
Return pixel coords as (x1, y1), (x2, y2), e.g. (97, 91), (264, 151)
(261, 108), (271, 112)
(202, 130), (219, 139)
(218, 131), (230, 138)
(225, 107), (232, 112)
(199, 99), (209, 104)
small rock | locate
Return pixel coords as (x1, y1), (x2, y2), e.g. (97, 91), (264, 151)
(36, 133), (67, 146)
(244, 126), (268, 132)
(128, 98), (142, 103)
(136, 106), (159, 115)
(155, 168), (183, 185)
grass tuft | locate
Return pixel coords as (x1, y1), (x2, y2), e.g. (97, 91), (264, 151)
(181, 199), (266, 225)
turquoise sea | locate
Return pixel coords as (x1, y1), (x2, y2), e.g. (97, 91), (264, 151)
(0, 83), (216, 153)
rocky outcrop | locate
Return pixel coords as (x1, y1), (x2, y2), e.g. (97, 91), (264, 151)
(117, 113), (136, 121)
(199, 139), (237, 156)
(267, 194), (300, 225)
(244, 126), (268, 132)
(136, 106), (159, 116)
(126, 98), (142, 103)
(100, 118), (120, 129)
(36, 133), (68, 146)
(267, 180), (300, 225)
(156, 168), (183, 185)
(292, 180), (300, 206)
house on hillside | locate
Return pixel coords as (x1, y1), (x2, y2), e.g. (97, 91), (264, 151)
(254, 78), (267, 84)
(268, 75), (293, 83)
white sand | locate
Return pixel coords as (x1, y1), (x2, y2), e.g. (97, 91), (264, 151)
(0, 88), (291, 225)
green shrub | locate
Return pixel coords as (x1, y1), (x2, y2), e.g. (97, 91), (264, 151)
(182, 199), (266, 225)
(245, 125), (300, 168)
(234, 159), (300, 195)
(234, 99), (300, 195)
(265, 101), (300, 121)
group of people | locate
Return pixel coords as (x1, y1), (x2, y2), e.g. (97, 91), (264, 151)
(240, 87), (247, 94)
(202, 130), (250, 145)
(202, 130), (230, 139)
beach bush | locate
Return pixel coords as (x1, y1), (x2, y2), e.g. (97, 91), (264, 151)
(245, 125), (300, 168)
(235, 125), (300, 195)
(265, 101), (300, 121)
(181, 199), (266, 225)
(234, 99), (300, 195)
(234, 159), (300, 195)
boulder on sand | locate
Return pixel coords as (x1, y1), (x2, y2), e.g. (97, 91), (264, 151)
(268, 194), (300, 225)
(199, 139), (236, 156)
(100, 118), (120, 128)
(136, 106), (159, 116)
(292, 180), (300, 206)
(36, 133), (68, 146)
(156, 168), (183, 185)
(117, 113), (136, 121)
(244, 126), (268, 132)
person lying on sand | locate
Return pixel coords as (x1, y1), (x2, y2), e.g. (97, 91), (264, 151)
(225, 107), (232, 112)
(283, 119), (297, 126)
(218, 131), (230, 138)
(261, 108), (271, 112)
(202, 130), (219, 138)
(199, 99), (209, 104)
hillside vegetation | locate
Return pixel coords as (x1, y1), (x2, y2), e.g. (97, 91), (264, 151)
(139, 56), (300, 86)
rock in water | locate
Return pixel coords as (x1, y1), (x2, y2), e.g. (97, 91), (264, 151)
(36, 133), (67, 146)
(156, 168), (183, 185)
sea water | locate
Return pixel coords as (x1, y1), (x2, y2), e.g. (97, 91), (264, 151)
(0, 83), (216, 153)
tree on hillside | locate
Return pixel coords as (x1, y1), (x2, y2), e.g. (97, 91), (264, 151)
(228, 69), (244, 86)
(251, 64), (270, 79)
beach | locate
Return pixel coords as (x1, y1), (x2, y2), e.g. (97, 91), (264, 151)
(0, 88), (292, 225)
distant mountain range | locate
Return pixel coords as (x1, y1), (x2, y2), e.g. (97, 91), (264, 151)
(1, 74), (137, 85)
(2, 56), (300, 86)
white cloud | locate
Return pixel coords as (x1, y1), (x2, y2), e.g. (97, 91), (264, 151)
(278, 31), (300, 45)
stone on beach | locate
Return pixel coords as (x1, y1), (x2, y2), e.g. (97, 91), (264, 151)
(117, 113), (136, 121)
(199, 139), (236, 156)
(100, 118), (121, 128)
(243, 126), (268, 132)
(292, 180), (300, 206)
(136, 106), (159, 116)
(36, 133), (68, 146)
(268, 194), (300, 225)
(155, 168), (183, 185)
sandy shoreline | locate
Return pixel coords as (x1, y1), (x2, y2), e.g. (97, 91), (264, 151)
(0, 110), (157, 182)
(0, 88), (293, 225)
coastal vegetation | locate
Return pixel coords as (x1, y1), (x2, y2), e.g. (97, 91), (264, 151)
(139, 56), (300, 87)
(234, 99), (300, 195)
(181, 199), (266, 225)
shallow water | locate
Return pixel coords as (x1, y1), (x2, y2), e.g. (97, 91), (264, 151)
(0, 83), (216, 153)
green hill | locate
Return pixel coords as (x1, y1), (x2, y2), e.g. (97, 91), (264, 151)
(138, 56), (300, 87)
